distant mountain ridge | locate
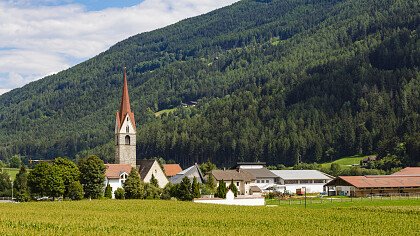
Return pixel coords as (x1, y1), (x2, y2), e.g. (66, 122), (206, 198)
(0, 0), (419, 167)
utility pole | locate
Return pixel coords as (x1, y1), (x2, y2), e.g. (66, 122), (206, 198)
(303, 186), (307, 209)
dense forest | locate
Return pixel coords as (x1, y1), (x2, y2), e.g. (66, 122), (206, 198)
(0, 0), (419, 168)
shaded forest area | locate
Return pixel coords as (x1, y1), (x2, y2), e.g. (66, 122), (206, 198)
(0, 0), (419, 167)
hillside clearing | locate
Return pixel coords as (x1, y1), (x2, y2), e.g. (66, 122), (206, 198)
(321, 155), (366, 169)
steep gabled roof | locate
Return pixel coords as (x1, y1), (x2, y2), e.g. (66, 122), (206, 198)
(116, 67), (136, 131)
(170, 164), (204, 184)
(138, 159), (156, 180)
(163, 164), (182, 177)
(105, 164), (132, 179)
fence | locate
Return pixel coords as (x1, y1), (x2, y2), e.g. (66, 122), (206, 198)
(271, 193), (420, 206)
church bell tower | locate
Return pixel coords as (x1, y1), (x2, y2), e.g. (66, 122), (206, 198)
(115, 67), (136, 167)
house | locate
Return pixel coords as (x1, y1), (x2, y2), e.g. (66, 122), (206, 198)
(236, 162), (279, 191)
(325, 167), (420, 197)
(170, 164), (204, 184)
(137, 159), (168, 188)
(163, 164), (182, 178)
(211, 169), (255, 195)
(104, 164), (132, 199)
(271, 170), (333, 194)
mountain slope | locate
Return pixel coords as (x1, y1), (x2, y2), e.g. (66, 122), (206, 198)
(0, 0), (419, 167)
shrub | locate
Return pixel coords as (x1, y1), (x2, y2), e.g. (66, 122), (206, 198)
(114, 188), (125, 200)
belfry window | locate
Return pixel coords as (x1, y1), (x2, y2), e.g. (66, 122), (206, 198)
(125, 135), (130, 145)
(126, 126), (129, 133)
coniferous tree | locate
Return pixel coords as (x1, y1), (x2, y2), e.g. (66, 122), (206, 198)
(150, 174), (159, 188)
(228, 179), (238, 197)
(124, 168), (144, 199)
(104, 184), (112, 199)
(192, 176), (200, 199)
(114, 188), (125, 199)
(0, 171), (11, 197)
(178, 176), (192, 201)
(215, 180), (227, 198)
(13, 166), (29, 202)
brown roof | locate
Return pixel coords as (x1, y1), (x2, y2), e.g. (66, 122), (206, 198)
(241, 168), (278, 178)
(116, 68), (136, 131)
(391, 167), (420, 176)
(105, 164), (132, 179)
(163, 164), (182, 177)
(250, 186), (262, 192)
(325, 175), (420, 188)
(211, 170), (255, 182)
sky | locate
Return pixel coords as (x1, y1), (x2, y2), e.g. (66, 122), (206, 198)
(0, 0), (239, 95)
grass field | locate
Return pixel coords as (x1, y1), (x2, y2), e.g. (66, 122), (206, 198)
(1, 168), (19, 181)
(0, 199), (419, 235)
(321, 155), (366, 169)
(154, 108), (177, 117)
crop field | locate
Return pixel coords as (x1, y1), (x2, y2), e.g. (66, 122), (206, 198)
(0, 199), (419, 235)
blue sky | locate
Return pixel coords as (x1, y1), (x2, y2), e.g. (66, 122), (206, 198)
(0, 0), (239, 95)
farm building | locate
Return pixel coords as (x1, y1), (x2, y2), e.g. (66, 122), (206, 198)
(170, 164), (204, 184)
(325, 167), (420, 197)
(104, 164), (132, 198)
(211, 169), (255, 195)
(163, 164), (182, 178)
(271, 170), (333, 194)
(236, 162), (279, 192)
(138, 159), (168, 188)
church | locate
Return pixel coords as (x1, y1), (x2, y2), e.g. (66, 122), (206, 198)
(104, 68), (168, 198)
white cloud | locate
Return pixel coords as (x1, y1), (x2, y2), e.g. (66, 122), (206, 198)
(0, 0), (239, 95)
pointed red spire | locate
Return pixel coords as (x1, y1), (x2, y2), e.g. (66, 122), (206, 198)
(116, 67), (136, 131)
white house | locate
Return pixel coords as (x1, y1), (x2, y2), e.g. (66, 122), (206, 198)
(138, 159), (168, 188)
(237, 162), (280, 191)
(271, 170), (333, 194)
(104, 164), (132, 199)
(211, 169), (255, 195)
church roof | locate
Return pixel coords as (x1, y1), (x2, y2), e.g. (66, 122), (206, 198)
(116, 67), (136, 131)
(138, 159), (157, 180)
(105, 164), (132, 179)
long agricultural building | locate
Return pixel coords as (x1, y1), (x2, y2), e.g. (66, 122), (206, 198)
(325, 167), (420, 197)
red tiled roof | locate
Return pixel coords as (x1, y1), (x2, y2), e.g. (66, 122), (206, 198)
(105, 164), (132, 179)
(328, 175), (420, 188)
(116, 68), (136, 131)
(163, 164), (182, 177)
(391, 167), (420, 176)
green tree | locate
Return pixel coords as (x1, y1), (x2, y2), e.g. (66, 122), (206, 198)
(144, 183), (162, 199)
(205, 173), (216, 193)
(68, 181), (84, 200)
(150, 174), (159, 188)
(28, 162), (65, 199)
(178, 176), (192, 201)
(53, 157), (80, 198)
(114, 188), (125, 199)
(0, 171), (11, 197)
(161, 182), (173, 200)
(330, 163), (342, 177)
(13, 166), (30, 202)
(215, 180), (227, 198)
(104, 184), (112, 199)
(192, 176), (200, 198)
(200, 160), (217, 174)
(78, 155), (105, 199)
(9, 155), (22, 169)
(124, 168), (144, 199)
(228, 180), (238, 197)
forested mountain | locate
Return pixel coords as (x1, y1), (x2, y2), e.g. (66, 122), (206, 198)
(0, 0), (419, 167)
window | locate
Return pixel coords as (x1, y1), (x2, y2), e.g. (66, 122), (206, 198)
(284, 180), (298, 184)
(127, 117), (129, 121)
(236, 182), (240, 187)
(300, 180), (311, 184)
(125, 135), (130, 145)
(256, 180), (260, 183)
(126, 126), (129, 133)
(120, 173), (128, 184)
(314, 180), (325, 183)
(266, 180), (270, 183)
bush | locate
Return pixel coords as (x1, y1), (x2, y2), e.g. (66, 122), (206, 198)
(104, 184), (112, 199)
(68, 181), (84, 200)
(114, 188), (125, 200)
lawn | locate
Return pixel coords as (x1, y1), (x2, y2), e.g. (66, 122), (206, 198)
(1, 168), (19, 181)
(321, 155), (367, 169)
(154, 108), (177, 117)
(0, 199), (419, 235)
